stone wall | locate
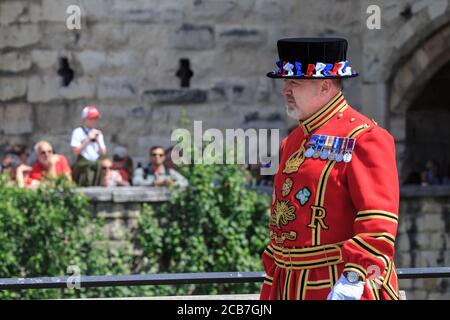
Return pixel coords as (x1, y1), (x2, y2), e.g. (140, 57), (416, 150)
(396, 186), (450, 300)
(81, 186), (170, 252)
(2, 0), (449, 173)
(79, 185), (450, 300)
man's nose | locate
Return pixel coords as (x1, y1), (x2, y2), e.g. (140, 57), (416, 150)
(282, 82), (292, 96)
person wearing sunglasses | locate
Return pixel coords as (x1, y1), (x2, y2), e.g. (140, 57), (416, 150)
(28, 141), (72, 186)
(133, 146), (187, 188)
(101, 158), (129, 187)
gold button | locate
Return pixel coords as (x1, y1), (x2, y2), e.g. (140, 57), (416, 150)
(350, 117), (355, 123)
(337, 112), (343, 119)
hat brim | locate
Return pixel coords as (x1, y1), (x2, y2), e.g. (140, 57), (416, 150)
(266, 72), (358, 79)
(84, 114), (101, 119)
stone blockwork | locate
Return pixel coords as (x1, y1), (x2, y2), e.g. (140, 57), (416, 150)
(396, 186), (450, 300)
(1, 0), (449, 173)
(81, 186), (171, 252)
(79, 185), (450, 300)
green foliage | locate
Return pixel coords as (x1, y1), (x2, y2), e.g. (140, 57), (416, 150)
(0, 161), (269, 298)
(135, 163), (270, 296)
(0, 175), (132, 299)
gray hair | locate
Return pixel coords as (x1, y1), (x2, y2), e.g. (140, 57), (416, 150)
(34, 140), (52, 154)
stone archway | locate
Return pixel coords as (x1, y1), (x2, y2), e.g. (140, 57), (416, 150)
(402, 61), (450, 184)
(387, 23), (450, 183)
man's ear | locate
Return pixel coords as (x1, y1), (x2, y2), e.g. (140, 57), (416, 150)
(320, 79), (332, 94)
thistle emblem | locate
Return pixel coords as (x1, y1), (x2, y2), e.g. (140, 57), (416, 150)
(270, 200), (296, 229)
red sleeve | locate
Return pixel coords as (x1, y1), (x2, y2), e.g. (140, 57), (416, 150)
(341, 126), (399, 281)
(119, 169), (129, 182)
(57, 155), (72, 175)
(29, 163), (42, 181)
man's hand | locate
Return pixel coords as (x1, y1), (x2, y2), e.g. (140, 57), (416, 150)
(15, 164), (32, 188)
(94, 129), (102, 141)
(153, 179), (167, 187)
(16, 164), (32, 174)
(88, 129), (98, 141)
(327, 274), (365, 300)
(48, 154), (60, 165)
(165, 178), (175, 186)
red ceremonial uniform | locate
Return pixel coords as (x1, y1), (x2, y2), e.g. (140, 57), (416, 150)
(260, 91), (400, 300)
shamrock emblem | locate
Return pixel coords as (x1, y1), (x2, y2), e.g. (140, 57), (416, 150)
(295, 187), (311, 206)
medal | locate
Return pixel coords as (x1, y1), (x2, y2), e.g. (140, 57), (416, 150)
(328, 137), (342, 161)
(307, 134), (356, 163)
(336, 138), (346, 162)
(328, 152), (335, 161)
(321, 136), (334, 160)
(305, 134), (318, 158)
(313, 135), (325, 158)
(343, 152), (352, 163)
(343, 138), (355, 163)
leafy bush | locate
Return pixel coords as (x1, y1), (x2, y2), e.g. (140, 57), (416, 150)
(0, 176), (132, 299)
(135, 163), (270, 296)
(0, 161), (270, 298)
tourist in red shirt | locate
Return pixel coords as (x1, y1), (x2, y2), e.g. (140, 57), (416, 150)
(29, 141), (72, 185)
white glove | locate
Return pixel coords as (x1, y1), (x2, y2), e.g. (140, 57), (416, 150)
(327, 274), (365, 300)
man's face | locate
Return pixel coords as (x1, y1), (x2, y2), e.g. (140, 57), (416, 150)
(282, 79), (323, 120)
(37, 143), (53, 167)
(150, 148), (165, 166)
(102, 159), (112, 174)
(84, 117), (99, 128)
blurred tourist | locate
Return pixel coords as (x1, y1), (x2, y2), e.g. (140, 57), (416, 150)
(1, 153), (36, 188)
(29, 141), (72, 186)
(5, 143), (30, 165)
(133, 146), (188, 187)
(71, 105), (106, 186)
(420, 159), (440, 186)
(112, 146), (133, 185)
(101, 158), (129, 187)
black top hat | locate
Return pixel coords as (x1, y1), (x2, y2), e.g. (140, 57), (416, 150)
(267, 38), (358, 79)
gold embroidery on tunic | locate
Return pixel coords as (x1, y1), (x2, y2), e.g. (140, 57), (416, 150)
(271, 200), (296, 230)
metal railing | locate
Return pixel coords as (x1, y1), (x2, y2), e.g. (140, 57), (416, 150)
(0, 267), (449, 291)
